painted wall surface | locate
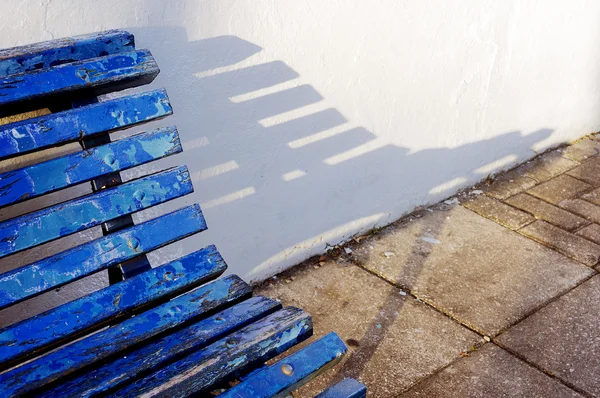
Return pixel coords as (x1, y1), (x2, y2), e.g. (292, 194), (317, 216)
(2, 0), (600, 284)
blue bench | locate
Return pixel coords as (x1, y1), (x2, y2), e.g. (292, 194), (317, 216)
(0, 30), (366, 397)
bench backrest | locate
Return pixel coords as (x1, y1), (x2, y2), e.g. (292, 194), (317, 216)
(0, 30), (361, 397)
(0, 29), (212, 369)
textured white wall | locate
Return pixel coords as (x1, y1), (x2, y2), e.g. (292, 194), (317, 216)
(2, 0), (600, 283)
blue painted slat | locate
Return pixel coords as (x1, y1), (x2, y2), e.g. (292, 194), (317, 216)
(0, 88), (172, 160)
(0, 244), (222, 369)
(113, 307), (313, 398)
(45, 296), (282, 397)
(316, 379), (367, 398)
(0, 204), (205, 310)
(0, 165), (192, 258)
(0, 126), (181, 207)
(0, 49), (159, 113)
(0, 275), (252, 397)
(221, 333), (348, 398)
(0, 30), (135, 77)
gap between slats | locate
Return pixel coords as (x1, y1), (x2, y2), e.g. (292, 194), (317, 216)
(0, 30), (135, 77)
(0, 126), (182, 208)
(0, 165), (193, 259)
(0, 245), (226, 371)
(0, 204), (206, 309)
(0, 275), (252, 397)
(0, 49), (160, 118)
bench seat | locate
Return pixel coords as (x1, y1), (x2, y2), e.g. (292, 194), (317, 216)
(0, 30), (365, 397)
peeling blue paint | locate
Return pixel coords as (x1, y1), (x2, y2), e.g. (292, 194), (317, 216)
(113, 307), (313, 398)
(0, 275), (252, 397)
(0, 30), (346, 398)
(0, 49), (158, 109)
(222, 333), (349, 398)
(0, 126), (181, 207)
(0, 204), (205, 310)
(45, 296), (281, 397)
(0, 30), (134, 77)
(0, 165), (192, 258)
(0, 89), (172, 159)
(0, 244), (223, 368)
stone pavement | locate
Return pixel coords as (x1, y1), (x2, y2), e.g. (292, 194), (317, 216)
(257, 135), (600, 397)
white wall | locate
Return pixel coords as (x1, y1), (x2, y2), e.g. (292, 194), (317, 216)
(2, 0), (600, 282)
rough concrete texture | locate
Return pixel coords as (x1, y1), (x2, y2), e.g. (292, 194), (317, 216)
(497, 275), (600, 396)
(482, 173), (537, 200)
(561, 138), (600, 163)
(257, 261), (482, 397)
(527, 174), (591, 205)
(576, 223), (600, 244)
(581, 186), (600, 206)
(515, 151), (577, 182)
(505, 193), (588, 231)
(567, 158), (600, 185)
(351, 205), (592, 336)
(559, 198), (600, 224)
(462, 195), (534, 230)
(519, 220), (600, 266)
(401, 344), (583, 398)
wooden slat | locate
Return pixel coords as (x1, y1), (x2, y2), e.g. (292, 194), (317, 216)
(0, 30), (134, 77)
(315, 379), (367, 398)
(0, 204), (205, 310)
(0, 275), (252, 397)
(112, 307), (313, 398)
(0, 126), (181, 207)
(0, 88), (172, 160)
(0, 165), (192, 258)
(44, 296), (282, 397)
(0, 49), (159, 116)
(220, 333), (347, 398)
(0, 244), (223, 369)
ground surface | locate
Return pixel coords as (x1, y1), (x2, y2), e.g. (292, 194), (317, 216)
(257, 136), (600, 397)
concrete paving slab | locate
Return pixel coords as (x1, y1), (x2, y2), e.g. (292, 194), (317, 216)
(462, 195), (534, 230)
(559, 198), (600, 224)
(527, 174), (591, 205)
(256, 261), (482, 397)
(519, 220), (600, 266)
(353, 205), (592, 336)
(516, 151), (577, 182)
(567, 157), (600, 186)
(482, 173), (537, 200)
(581, 186), (600, 206)
(497, 275), (600, 397)
(505, 193), (588, 231)
(401, 344), (583, 398)
(561, 138), (600, 163)
(576, 223), (600, 244)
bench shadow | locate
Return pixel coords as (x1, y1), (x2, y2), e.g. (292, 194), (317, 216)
(0, 25), (555, 389)
(124, 24), (552, 381)
(126, 26), (553, 283)
(119, 26), (555, 387)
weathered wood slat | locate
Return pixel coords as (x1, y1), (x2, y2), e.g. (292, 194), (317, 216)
(44, 296), (282, 397)
(0, 30), (135, 77)
(0, 49), (159, 116)
(0, 244), (223, 369)
(0, 165), (192, 258)
(112, 307), (313, 398)
(0, 126), (181, 207)
(0, 88), (172, 160)
(0, 204), (205, 310)
(220, 333), (347, 398)
(315, 379), (367, 398)
(0, 275), (251, 397)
